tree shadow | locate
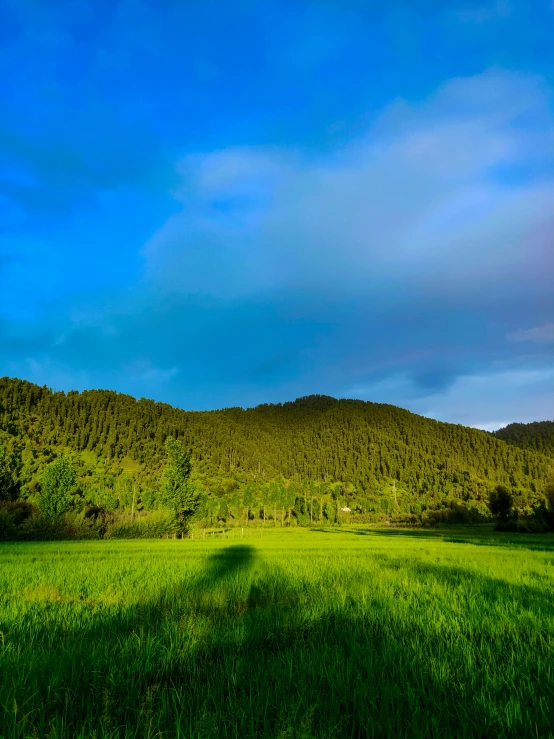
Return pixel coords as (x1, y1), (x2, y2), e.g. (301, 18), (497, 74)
(371, 554), (554, 618)
(371, 527), (554, 551)
(2, 542), (553, 738)
(195, 543), (255, 582)
(309, 526), (554, 551)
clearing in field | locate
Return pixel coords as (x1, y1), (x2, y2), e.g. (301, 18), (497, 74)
(1, 528), (553, 738)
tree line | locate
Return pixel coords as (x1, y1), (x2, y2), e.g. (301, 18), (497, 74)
(0, 376), (553, 536)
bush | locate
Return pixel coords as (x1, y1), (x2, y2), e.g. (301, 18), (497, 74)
(0, 503), (188, 541)
(104, 509), (181, 539)
(0, 508), (18, 540)
(19, 514), (68, 541)
(390, 513), (420, 526)
(63, 509), (113, 540)
(0, 502), (37, 540)
(1, 501), (35, 525)
(294, 512), (311, 527)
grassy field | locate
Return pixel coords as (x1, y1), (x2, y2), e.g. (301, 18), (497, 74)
(1, 528), (553, 738)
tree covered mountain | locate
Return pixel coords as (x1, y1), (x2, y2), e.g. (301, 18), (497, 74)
(494, 421), (554, 457)
(0, 376), (552, 522)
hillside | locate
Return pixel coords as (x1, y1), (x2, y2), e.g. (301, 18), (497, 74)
(0, 376), (551, 519)
(495, 421), (554, 457)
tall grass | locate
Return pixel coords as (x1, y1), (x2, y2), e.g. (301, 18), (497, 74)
(1, 528), (553, 737)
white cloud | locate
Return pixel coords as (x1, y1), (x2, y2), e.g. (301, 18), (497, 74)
(508, 323), (554, 343)
(130, 68), (554, 419)
(5, 68), (553, 421)
(142, 68), (554, 306)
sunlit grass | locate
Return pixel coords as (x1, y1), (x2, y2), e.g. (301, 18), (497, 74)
(1, 528), (553, 737)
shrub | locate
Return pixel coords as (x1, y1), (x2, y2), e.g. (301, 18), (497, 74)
(63, 508), (113, 540)
(104, 509), (180, 539)
(0, 502), (37, 540)
(0, 507), (18, 540)
(390, 513), (420, 527)
(1, 500), (35, 525)
(19, 514), (68, 541)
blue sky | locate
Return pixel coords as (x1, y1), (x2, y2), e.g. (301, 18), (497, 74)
(1, 0), (553, 427)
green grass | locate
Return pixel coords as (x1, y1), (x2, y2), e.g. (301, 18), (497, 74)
(1, 528), (553, 738)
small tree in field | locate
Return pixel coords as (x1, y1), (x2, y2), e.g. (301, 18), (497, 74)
(162, 437), (199, 526)
(488, 485), (513, 522)
(39, 456), (77, 519)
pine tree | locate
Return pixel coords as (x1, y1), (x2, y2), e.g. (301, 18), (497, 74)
(1, 377), (552, 522)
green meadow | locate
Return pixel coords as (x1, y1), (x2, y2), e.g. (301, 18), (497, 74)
(1, 528), (553, 738)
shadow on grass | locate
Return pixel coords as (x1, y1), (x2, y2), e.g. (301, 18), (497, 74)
(196, 542), (255, 580)
(2, 543), (553, 738)
(309, 526), (554, 551)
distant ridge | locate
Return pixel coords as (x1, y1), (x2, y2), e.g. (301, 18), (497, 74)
(495, 420), (554, 457)
(0, 376), (551, 513)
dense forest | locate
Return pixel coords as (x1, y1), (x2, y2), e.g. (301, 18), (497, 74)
(0, 376), (552, 532)
(495, 421), (554, 456)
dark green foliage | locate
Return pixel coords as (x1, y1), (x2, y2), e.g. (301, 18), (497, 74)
(161, 436), (199, 523)
(103, 509), (182, 538)
(489, 485), (514, 521)
(0, 376), (552, 527)
(495, 420), (554, 456)
(0, 501), (34, 540)
(541, 472), (554, 532)
(39, 456), (77, 519)
(1, 500), (34, 525)
(488, 482), (554, 533)
(0, 445), (20, 501)
(544, 471), (554, 512)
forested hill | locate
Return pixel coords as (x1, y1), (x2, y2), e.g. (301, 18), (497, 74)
(0, 376), (551, 516)
(494, 421), (554, 457)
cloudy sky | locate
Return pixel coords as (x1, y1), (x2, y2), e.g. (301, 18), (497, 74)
(1, 0), (553, 427)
